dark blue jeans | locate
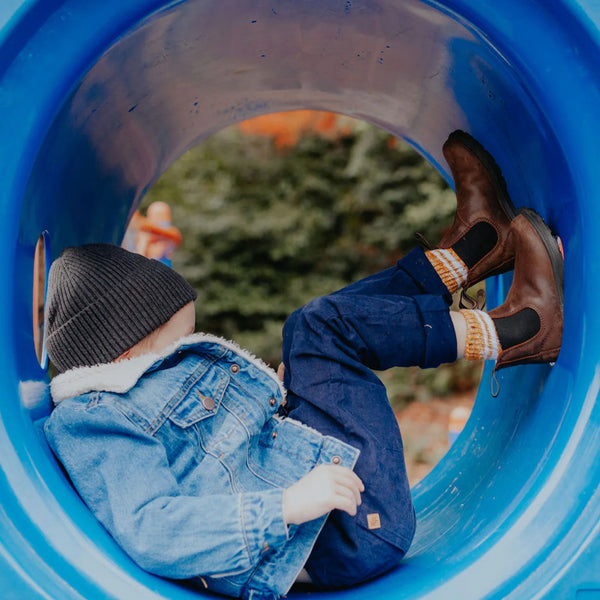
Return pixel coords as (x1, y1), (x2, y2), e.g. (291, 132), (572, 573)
(281, 247), (457, 589)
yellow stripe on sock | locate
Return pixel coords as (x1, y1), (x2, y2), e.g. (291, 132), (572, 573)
(426, 249), (468, 293)
(479, 311), (500, 359)
(461, 309), (500, 361)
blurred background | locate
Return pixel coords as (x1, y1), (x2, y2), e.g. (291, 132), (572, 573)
(132, 111), (482, 484)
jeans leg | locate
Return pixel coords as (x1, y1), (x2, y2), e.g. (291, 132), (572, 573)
(331, 246), (452, 302)
(283, 292), (457, 375)
(281, 245), (453, 375)
(282, 291), (456, 588)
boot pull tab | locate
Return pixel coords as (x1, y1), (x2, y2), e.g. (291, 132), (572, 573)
(414, 232), (432, 250)
(490, 367), (500, 398)
(459, 287), (487, 311)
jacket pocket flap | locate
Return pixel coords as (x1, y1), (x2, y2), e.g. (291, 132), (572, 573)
(168, 367), (229, 427)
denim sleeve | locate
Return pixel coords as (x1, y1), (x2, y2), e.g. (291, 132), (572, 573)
(44, 401), (289, 579)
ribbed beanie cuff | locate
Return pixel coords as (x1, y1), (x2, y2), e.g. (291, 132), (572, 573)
(45, 244), (197, 373)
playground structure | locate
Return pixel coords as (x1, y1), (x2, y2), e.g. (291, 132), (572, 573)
(237, 110), (355, 148)
(123, 201), (183, 266)
(1, 0), (600, 598)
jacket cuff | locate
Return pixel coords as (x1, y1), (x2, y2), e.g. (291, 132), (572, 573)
(241, 489), (289, 562)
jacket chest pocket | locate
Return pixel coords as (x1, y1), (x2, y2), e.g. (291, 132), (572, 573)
(167, 366), (230, 428)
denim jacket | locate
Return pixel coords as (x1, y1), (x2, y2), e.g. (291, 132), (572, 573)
(45, 333), (360, 600)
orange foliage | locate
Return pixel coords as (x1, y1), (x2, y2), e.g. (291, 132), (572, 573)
(237, 110), (353, 148)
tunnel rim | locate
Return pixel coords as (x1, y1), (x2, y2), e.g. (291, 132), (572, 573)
(1, 0), (600, 596)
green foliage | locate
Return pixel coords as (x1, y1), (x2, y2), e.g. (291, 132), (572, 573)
(144, 121), (480, 406)
(377, 359), (482, 411)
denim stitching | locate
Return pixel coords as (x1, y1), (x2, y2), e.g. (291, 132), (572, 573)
(145, 356), (221, 434)
(196, 429), (240, 493)
(239, 495), (254, 566)
(214, 404), (291, 487)
(86, 393), (100, 409)
(167, 368), (230, 429)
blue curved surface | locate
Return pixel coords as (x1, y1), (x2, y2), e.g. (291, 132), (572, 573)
(1, 1), (600, 598)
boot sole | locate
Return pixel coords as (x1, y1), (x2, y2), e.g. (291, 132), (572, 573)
(445, 130), (517, 221)
(519, 208), (565, 310)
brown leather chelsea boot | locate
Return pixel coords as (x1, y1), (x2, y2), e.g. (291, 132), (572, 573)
(439, 130), (517, 288)
(489, 208), (564, 370)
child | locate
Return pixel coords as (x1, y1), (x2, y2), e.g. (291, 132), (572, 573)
(44, 131), (563, 600)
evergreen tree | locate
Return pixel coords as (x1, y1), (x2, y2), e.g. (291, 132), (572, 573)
(144, 122), (480, 406)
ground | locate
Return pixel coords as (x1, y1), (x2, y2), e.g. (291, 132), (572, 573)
(395, 392), (475, 486)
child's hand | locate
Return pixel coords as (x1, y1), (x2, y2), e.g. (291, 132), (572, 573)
(282, 464), (364, 526)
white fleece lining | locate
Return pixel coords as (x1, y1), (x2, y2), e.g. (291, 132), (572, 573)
(51, 332), (287, 404)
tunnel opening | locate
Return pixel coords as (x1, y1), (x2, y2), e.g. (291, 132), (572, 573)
(133, 112), (482, 486)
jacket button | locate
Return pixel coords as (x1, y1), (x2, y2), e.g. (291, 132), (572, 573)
(272, 431), (278, 439)
(202, 396), (216, 411)
(230, 364), (240, 374)
(269, 397), (276, 407)
(331, 455), (341, 465)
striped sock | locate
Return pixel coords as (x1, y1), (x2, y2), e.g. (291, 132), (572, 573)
(425, 248), (468, 293)
(461, 309), (501, 361)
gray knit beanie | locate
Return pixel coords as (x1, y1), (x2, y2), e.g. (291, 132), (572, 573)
(45, 244), (197, 373)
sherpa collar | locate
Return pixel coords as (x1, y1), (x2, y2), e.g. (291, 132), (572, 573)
(50, 332), (286, 404)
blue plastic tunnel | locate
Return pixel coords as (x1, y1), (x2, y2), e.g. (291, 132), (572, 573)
(2, 1), (600, 598)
